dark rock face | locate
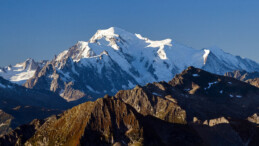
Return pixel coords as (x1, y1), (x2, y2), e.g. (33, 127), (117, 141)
(116, 66), (259, 122)
(0, 119), (45, 146)
(168, 67), (259, 121)
(0, 76), (70, 135)
(1, 67), (259, 146)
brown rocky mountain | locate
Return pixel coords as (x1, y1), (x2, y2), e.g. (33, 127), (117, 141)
(2, 97), (203, 146)
(225, 70), (259, 81)
(1, 67), (259, 146)
(246, 78), (259, 88)
(225, 70), (259, 88)
(117, 66), (259, 122)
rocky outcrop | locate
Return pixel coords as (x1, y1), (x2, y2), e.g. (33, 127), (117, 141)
(23, 97), (203, 146)
(115, 83), (187, 124)
(246, 78), (259, 88)
(248, 113), (259, 124)
(225, 70), (259, 81)
(0, 110), (13, 135)
(0, 119), (45, 146)
(225, 70), (259, 88)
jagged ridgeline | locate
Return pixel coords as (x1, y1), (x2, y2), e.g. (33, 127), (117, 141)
(225, 70), (259, 88)
(1, 27), (257, 102)
(1, 67), (259, 146)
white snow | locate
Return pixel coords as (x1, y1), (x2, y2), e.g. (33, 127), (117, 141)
(228, 82), (232, 84)
(192, 74), (199, 77)
(220, 90), (223, 94)
(229, 94), (234, 98)
(0, 59), (41, 84)
(56, 50), (68, 61)
(205, 81), (218, 90)
(49, 26), (259, 90)
(236, 95), (242, 98)
(203, 49), (210, 64)
(10, 70), (35, 83)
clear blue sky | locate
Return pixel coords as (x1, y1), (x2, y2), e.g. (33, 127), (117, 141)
(1, 0), (259, 66)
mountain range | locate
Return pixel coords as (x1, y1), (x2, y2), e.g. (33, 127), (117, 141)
(0, 67), (258, 146)
(0, 27), (259, 145)
(1, 27), (258, 102)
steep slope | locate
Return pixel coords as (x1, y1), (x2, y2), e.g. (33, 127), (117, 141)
(0, 76), (70, 135)
(23, 97), (202, 146)
(0, 58), (47, 85)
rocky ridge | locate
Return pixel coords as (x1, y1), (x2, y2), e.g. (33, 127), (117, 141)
(1, 67), (259, 145)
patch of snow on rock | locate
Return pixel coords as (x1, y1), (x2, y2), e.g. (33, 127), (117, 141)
(205, 81), (218, 90)
(192, 74), (199, 77)
(236, 95), (242, 98)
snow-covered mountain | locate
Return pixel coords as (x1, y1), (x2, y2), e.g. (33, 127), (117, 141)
(20, 27), (259, 101)
(0, 58), (47, 84)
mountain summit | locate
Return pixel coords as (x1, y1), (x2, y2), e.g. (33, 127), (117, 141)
(4, 27), (259, 101)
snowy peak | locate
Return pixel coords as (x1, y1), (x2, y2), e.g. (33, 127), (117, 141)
(20, 58), (38, 70)
(89, 27), (134, 43)
(9, 27), (259, 102)
(56, 27), (176, 63)
(0, 58), (46, 85)
(89, 27), (135, 50)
